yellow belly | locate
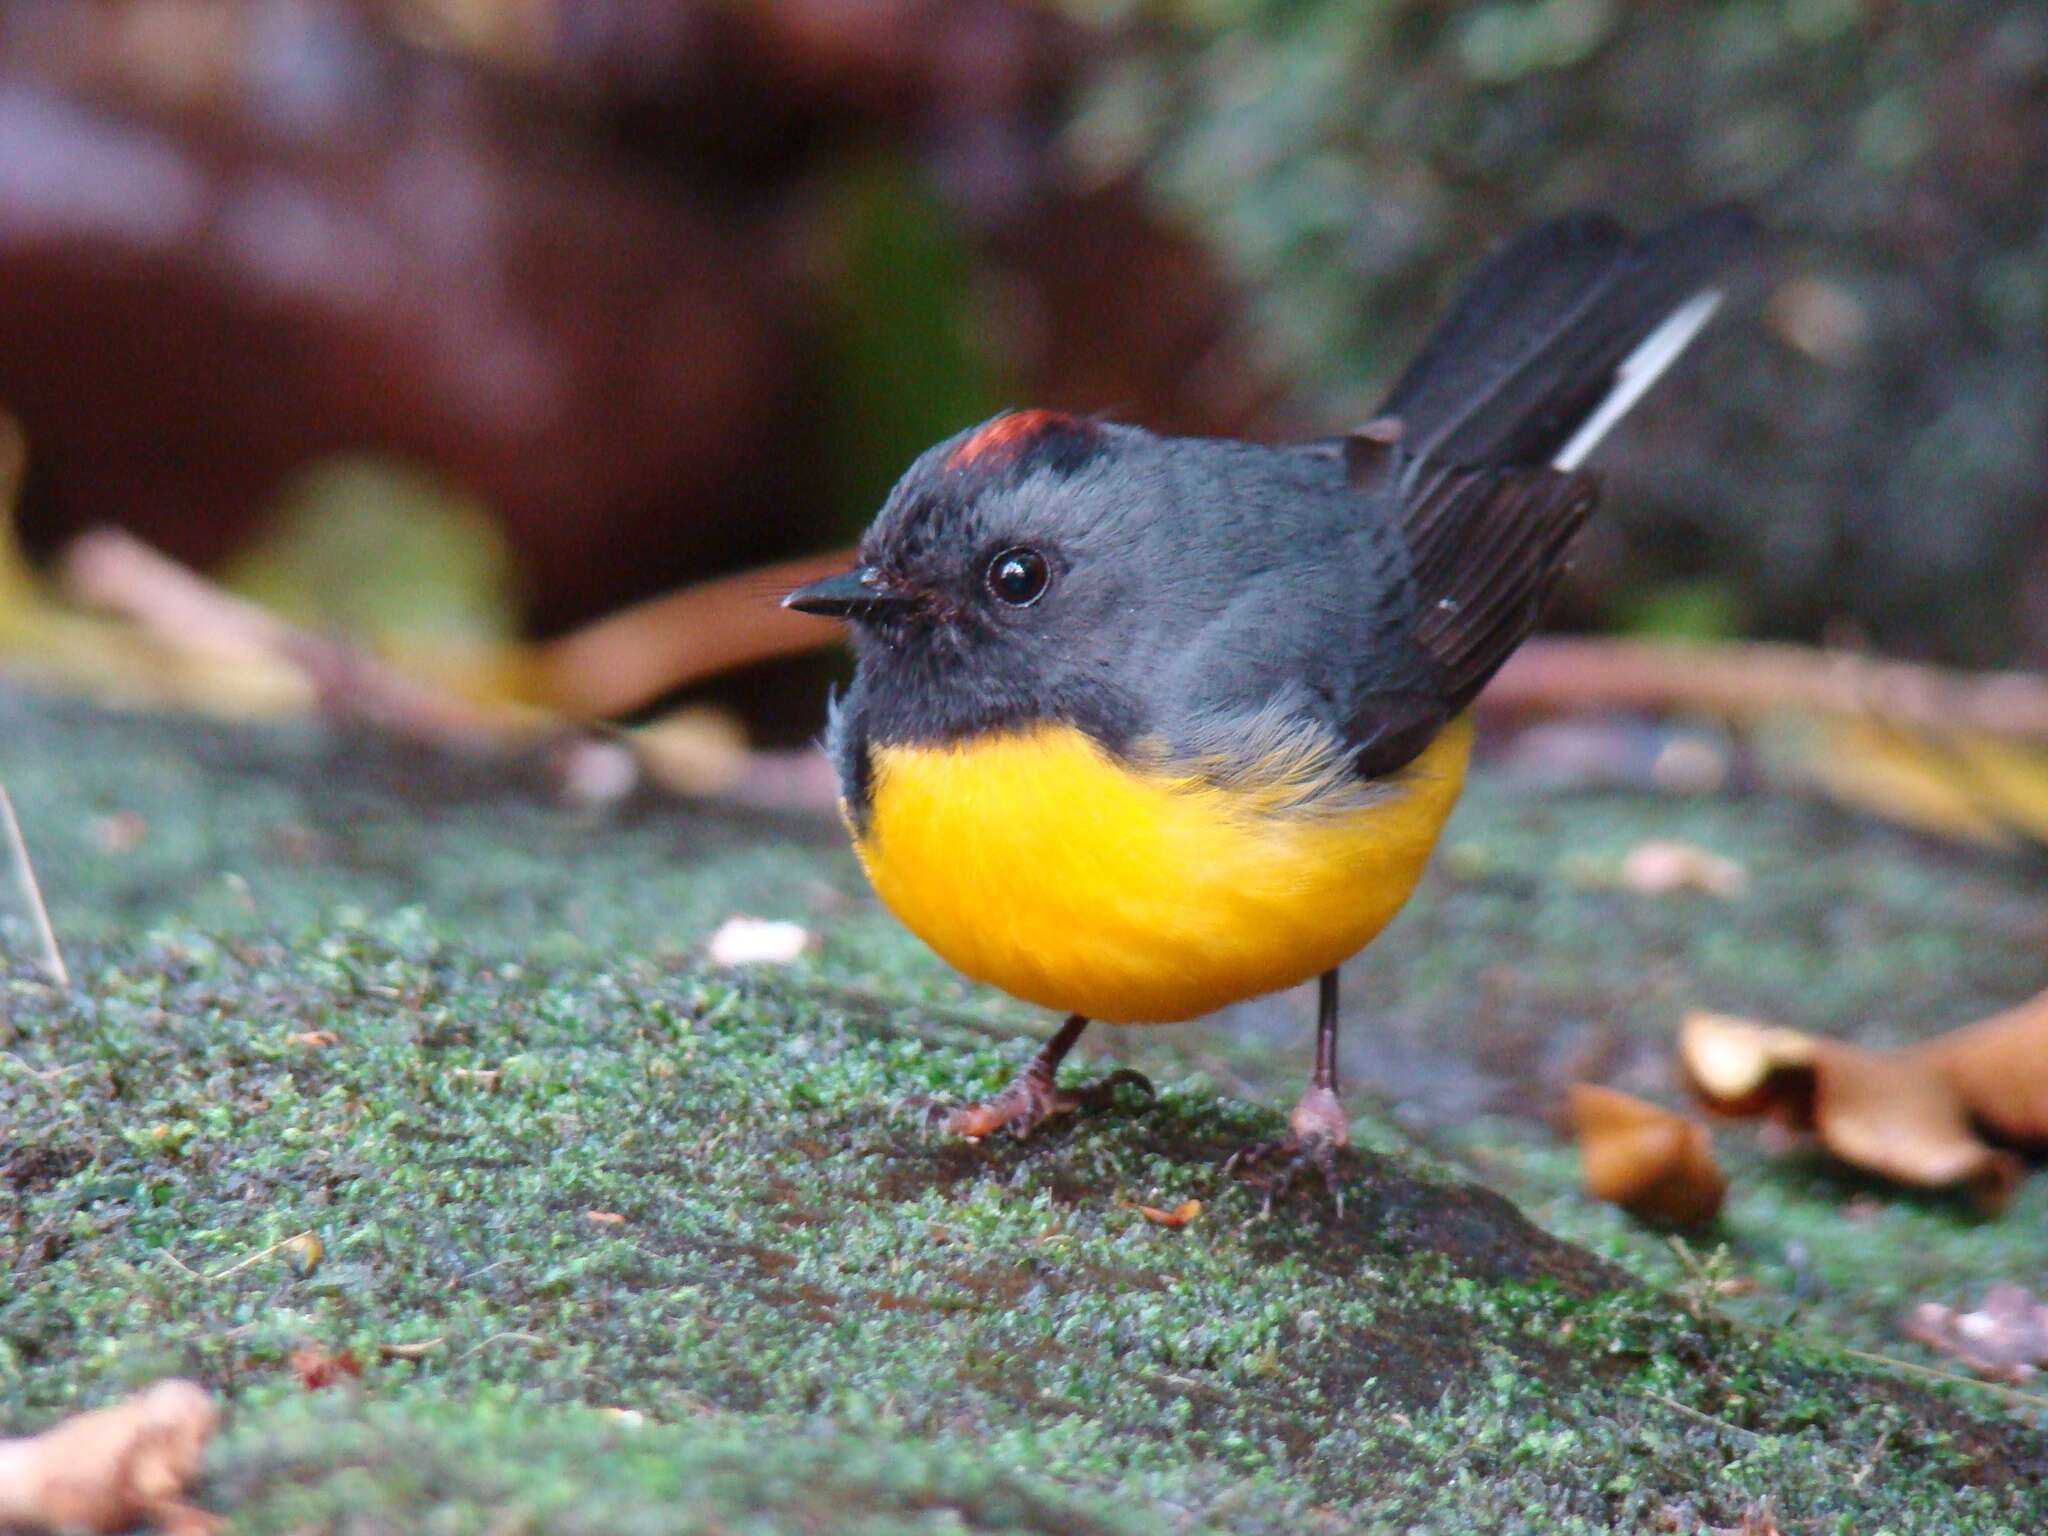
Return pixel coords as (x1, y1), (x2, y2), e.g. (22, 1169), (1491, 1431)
(851, 718), (1471, 1024)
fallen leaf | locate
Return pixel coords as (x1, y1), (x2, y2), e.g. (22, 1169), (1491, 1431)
(448, 1067), (502, 1091)
(1129, 1199), (1202, 1228)
(290, 1347), (362, 1391)
(1901, 1284), (2048, 1383)
(584, 1210), (626, 1227)
(631, 709), (750, 798)
(1680, 1003), (2037, 1209)
(287, 1030), (340, 1049)
(1569, 1084), (1726, 1227)
(0, 1379), (220, 1535)
(376, 1337), (444, 1361)
(1796, 717), (2048, 855)
(282, 1231), (324, 1277)
(1719, 1504), (1783, 1536)
(1919, 989), (2048, 1146)
(707, 917), (811, 966)
(1617, 840), (1746, 898)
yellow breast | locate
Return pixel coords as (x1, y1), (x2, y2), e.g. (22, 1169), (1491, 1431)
(851, 718), (1471, 1024)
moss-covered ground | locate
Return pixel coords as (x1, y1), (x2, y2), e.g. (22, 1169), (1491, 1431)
(3, 684), (2045, 1533)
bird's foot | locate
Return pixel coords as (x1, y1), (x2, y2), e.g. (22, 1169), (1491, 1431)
(919, 1067), (1152, 1141)
(1224, 1085), (1352, 1218)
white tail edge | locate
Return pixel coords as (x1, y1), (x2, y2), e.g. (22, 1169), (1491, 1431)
(1552, 288), (1724, 472)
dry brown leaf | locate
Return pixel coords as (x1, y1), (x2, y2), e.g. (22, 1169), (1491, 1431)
(290, 1347), (362, 1391)
(1679, 1006), (2033, 1209)
(287, 1030), (340, 1049)
(584, 1210), (626, 1227)
(1901, 1284), (2048, 1383)
(0, 1379), (220, 1535)
(1617, 840), (1747, 898)
(282, 1232), (325, 1278)
(1568, 1084), (1726, 1227)
(1919, 990), (2048, 1146)
(1713, 1505), (1782, 1536)
(377, 1337), (445, 1361)
(1129, 1199), (1202, 1228)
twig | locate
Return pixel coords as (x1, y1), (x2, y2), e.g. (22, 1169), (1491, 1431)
(457, 1331), (547, 1361)
(532, 547), (857, 718)
(1708, 1306), (2048, 1421)
(526, 549), (2048, 748)
(1837, 1345), (2048, 1415)
(0, 782), (68, 988)
(1850, 1424), (1895, 1488)
(0, 1053), (84, 1086)
(1484, 637), (2048, 745)
(159, 1230), (316, 1283)
(1638, 1388), (1763, 1443)
(61, 529), (515, 750)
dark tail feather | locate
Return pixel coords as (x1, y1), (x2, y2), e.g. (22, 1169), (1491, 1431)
(1377, 204), (1757, 471)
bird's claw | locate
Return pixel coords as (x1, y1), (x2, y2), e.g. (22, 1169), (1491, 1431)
(1226, 1085), (1351, 1218)
(1224, 1132), (1348, 1219)
(912, 1069), (1152, 1141)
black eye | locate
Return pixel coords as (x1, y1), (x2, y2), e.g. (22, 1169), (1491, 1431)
(985, 546), (1050, 607)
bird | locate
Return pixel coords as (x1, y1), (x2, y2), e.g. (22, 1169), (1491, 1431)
(785, 205), (1754, 1210)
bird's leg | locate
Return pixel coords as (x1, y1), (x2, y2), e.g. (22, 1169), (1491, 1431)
(929, 1015), (1152, 1140)
(1225, 969), (1352, 1216)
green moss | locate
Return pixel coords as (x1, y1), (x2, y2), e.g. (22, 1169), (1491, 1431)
(2, 685), (2044, 1531)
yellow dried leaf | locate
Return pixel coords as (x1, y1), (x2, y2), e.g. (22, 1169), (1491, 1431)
(1800, 718), (2018, 851)
(282, 1231), (324, 1277)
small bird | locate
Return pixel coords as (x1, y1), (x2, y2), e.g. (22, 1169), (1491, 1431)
(787, 206), (1753, 1208)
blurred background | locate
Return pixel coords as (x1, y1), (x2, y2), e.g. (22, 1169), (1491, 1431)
(0, 0), (2044, 751)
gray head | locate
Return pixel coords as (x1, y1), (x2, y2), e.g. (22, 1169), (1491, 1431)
(785, 410), (1175, 751)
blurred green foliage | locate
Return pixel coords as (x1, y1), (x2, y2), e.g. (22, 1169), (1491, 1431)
(224, 459), (520, 655)
(818, 162), (1004, 537)
(1058, 0), (2048, 663)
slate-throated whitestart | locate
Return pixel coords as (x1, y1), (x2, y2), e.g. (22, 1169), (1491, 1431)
(787, 206), (1754, 1210)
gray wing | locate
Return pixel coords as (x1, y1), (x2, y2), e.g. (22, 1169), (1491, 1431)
(1140, 205), (1747, 794)
(1334, 205), (1752, 778)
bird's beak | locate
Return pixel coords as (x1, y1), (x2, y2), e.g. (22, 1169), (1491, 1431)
(782, 565), (910, 621)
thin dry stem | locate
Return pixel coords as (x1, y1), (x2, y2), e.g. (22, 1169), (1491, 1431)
(1838, 1345), (2048, 1414)
(1484, 636), (2048, 744)
(527, 548), (2048, 748)
(0, 781), (68, 988)
(62, 529), (512, 749)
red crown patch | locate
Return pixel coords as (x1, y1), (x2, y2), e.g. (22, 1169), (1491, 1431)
(946, 410), (1081, 471)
